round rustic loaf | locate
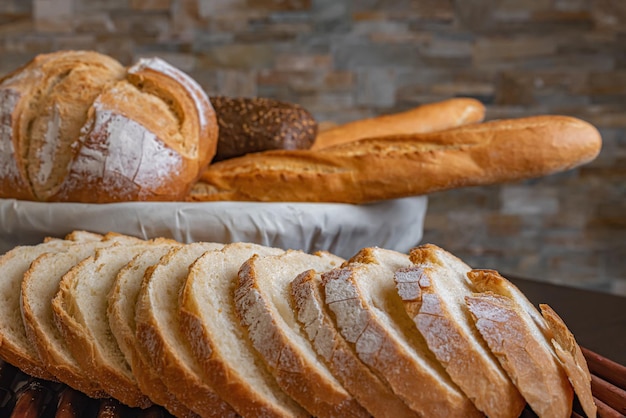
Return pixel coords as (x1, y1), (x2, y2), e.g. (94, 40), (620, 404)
(0, 50), (218, 203)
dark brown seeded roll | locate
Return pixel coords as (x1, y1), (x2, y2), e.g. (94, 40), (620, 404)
(210, 96), (317, 161)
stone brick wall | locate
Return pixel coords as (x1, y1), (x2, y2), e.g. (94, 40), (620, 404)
(1, 0), (625, 294)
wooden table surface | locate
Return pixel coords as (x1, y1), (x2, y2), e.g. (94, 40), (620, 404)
(508, 276), (626, 366)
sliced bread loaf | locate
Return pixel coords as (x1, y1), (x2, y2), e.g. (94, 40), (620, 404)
(465, 269), (574, 418)
(51, 240), (175, 408)
(393, 244), (525, 418)
(322, 247), (481, 417)
(135, 243), (237, 418)
(235, 250), (369, 417)
(0, 231), (101, 379)
(290, 268), (418, 418)
(179, 242), (308, 417)
(107, 243), (198, 418)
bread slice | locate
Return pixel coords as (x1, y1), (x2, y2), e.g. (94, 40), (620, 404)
(179, 242), (308, 417)
(322, 247), (481, 417)
(135, 243), (237, 417)
(540, 304), (596, 418)
(392, 244), (525, 418)
(290, 269), (418, 418)
(51, 240), (175, 408)
(235, 249), (368, 417)
(107, 243), (198, 418)
(465, 269), (574, 418)
(0, 231), (100, 379)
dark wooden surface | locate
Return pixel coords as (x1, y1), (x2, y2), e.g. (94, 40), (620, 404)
(508, 276), (626, 366)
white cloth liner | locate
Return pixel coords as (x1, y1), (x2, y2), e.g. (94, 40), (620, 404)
(0, 196), (427, 259)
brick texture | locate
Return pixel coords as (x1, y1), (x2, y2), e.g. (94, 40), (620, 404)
(1, 0), (624, 294)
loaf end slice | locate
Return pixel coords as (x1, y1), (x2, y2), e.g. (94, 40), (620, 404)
(235, 250), (369, 417)
(465, 269), (574, 418)
(323, 247), (481, 418)
(394, 244), (525, 418)
(179, 242), (308, 417)
(291, 269), (418, 418)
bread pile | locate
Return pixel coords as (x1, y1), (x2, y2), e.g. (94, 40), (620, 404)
(0, 231), (596, 417)
(0, 50), (602, 204)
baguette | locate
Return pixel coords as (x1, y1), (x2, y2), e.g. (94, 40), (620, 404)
(311, 98), (485, 150)
(190, 115), (602, 204)
(465, 269), (575, 418)
(394, 244), (525, 418)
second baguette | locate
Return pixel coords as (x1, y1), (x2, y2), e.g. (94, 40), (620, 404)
(190, 115), (601, 204)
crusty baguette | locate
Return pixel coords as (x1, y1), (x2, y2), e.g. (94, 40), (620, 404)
(135, 243), (237, 417)
(465, 269), (575, 418)
(234, 250), (369, 417)
(179, 242), (308, 417)
(107, 243), (198, 418)
(322, 247), (481, 417)
(540, 304), (597, 418)
(190, 115), (602, 203)
(394, 244), (525, 418)
(291, 269), (419, 418)
(311, 97), (485, 150)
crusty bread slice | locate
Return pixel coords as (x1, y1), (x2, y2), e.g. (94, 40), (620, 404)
(323, 247), (481, 417)
(235, 249), (369, 417)
(393, 244), (525, 418)
(291, 269), (418, 418)
(0, 231), (101, 379)
(179, 242), (308, 417)
(51, 240), (175, 408)
(465, 269), (574, 418)
(539, 304), (596, 418)
(135, 243), (237, 418)
(107, 243), (198, 418)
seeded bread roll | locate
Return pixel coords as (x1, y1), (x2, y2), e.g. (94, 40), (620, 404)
(211, 96), (317, 162)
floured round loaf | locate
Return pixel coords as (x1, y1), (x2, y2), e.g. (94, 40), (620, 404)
(0, 50), (218, 203)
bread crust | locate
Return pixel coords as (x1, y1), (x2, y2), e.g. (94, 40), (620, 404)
(234, 251), (367, 417)
(290, 269), (418, 418)
(465, 269), (574, 418)
(179, 243), (308, 417)
(191, 115), (602, 203)
(311, 97), (485, 150)
(322, 248), (482, 418)
(134, 243), (237, 417)
(0, 51), (217, 203)
(394, 244), (525, 418)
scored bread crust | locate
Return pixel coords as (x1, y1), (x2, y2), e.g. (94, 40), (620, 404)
(234, 250), (369, 417)
(394, 244), (525, 418)
(134, 243), (237, 418)
(290, 269), (419, 418)
(322, 247), (481, 418)
(465, 269), (574, 418)
(0, 239), (75, 379)
(51, 241), (177, 408)
(311, 97), (485, 150)
(107, 243), (198, 418)
(190, 115), (602, 203)
(178, 242), (308, 417)
(539, 304), (597, 418)
(0, 51), (125, 201)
